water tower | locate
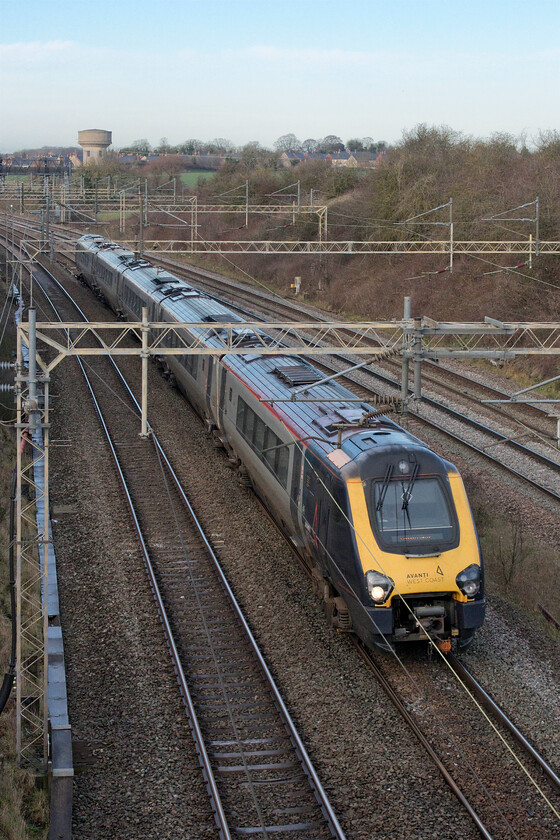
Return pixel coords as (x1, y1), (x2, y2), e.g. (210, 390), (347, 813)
(78, 129), (112, 164)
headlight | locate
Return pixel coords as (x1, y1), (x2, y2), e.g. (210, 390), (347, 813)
(456, 564), (481, 597)
(366, 570), (394, 603)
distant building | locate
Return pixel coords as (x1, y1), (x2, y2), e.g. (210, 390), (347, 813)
(114, 152), (230, 170)
(280, 149), (385, 169)
(0, 152), (71, 174)
(345, 151), (387, 167)
(77, 129), (112, 165)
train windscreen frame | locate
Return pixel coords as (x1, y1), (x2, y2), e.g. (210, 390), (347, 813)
(366, 475), (459, 554)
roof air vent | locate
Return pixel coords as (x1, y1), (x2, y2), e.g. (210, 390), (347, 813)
(273, 365), (322, 387)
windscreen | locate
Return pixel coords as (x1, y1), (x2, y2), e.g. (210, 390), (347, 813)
(369, 476), (457, 552)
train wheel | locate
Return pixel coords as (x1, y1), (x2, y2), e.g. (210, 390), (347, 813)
(331, 596), (352, 631)
(236, 465), (252, 488)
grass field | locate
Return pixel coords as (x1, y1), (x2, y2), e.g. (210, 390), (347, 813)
(180, 170), (216, 186)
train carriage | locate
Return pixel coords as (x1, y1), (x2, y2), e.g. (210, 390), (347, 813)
(76, 234), (485, 652)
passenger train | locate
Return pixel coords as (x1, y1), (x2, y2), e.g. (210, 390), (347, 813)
(76, 234), (485, 652)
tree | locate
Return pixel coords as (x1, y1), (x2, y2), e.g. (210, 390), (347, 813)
(317, 135), (345, 153)
(144, 154), (186, 187)
(239, 141), (271, 169)
(210, 137), (237, 154)
(346, 138), (365, 151)
(178, 138), (204, 154)
(155, 137), (171, 154)
(535, 129), (560, 159)
(130, 138), (152, 155)
(274, 133), (302, 152)
(302, 138), (318, 153)
(77, 154), (129, 186)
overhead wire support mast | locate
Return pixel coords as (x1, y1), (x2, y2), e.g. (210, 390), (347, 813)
(18, 313), (560, 440)
(16, 307), (50, 771)
(63, 238), (553, 256)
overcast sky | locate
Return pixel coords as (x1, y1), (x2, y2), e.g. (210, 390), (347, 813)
(1, 0), (560, 152)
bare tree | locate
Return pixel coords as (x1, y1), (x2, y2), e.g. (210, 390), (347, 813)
(497, 518), (530, 590)
(274, 133), (302, 152)
(155, 137), (171, 154)
(317, 135), (345, 153)
(210, 137), (237, 154)
(178, 138), (204, 154)
(129, 138), (152, 155)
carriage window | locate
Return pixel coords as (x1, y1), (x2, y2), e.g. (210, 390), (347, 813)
(263, 428), (277, 470)
(185, 354), (198, 378)
(253, 417), (265, 451)
(236, 399), (246, 430)
(244, 407), (255, 440)
(235, 398), (288, 488)
(276, 445), (289, 487)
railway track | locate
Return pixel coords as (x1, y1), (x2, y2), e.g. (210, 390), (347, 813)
(4, 220), (554, 837)
(357, 643), (560, 840)
(417, 360), (556, 440)
(24, 252), (347, 839)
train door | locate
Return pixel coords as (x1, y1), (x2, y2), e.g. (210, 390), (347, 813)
(114, 268), (122, 308)
(219, 366), (227, 425)
(290, 444), (303, 532)
(205, 355), (214, 419)
(303, 454), (330, 573)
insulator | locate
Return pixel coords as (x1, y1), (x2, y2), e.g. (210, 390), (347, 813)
(0, 361), (15, 370)
(375, 345), (403, 361)
(0, 384), (15, 392)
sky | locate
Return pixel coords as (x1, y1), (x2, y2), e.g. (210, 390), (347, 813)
(1, 0), (560, 152)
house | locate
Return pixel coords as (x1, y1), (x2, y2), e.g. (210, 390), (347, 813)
(280, 149), (385, 169)
(280, 150), (308, 167)
(346, 151), (386, 168)
(327, 151), (352, 167)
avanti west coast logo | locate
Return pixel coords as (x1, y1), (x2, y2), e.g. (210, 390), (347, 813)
(406, 565), (445, 584)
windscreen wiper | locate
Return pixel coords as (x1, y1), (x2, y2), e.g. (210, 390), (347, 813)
(401, 463), (420, 527)
(376, 464), (394, 512)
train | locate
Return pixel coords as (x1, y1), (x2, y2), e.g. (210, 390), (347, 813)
(75, 234), (486, 653)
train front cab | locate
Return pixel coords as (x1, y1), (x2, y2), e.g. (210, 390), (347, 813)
(337, 446), (485, 653)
